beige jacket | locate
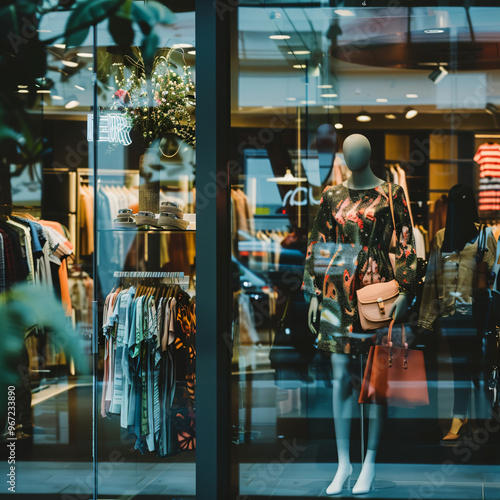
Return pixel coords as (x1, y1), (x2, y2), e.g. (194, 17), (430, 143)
(418, 227), (497, 330)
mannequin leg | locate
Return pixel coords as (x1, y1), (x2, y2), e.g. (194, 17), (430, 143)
(352, 404), (386, 494)
(327, 353), (354, 495)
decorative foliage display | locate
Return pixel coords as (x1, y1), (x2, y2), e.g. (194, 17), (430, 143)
(112, 51), (196, 148)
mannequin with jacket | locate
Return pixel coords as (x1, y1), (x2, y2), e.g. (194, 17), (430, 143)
(304, 134), (417, 495)
(419, 184), (497, 440)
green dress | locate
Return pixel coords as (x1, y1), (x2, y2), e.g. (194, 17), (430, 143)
(302, 182), (417, 354)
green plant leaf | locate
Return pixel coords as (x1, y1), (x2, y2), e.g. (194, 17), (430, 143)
(65, 0), (127, 48)
(109, 13), (134, 47)
(130, 1), (175, 36)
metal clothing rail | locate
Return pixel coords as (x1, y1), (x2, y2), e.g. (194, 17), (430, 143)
(113, 271), (185, 279)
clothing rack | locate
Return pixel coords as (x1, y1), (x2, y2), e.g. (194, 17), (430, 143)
(113, 271), (184, 279)
(0, 204), (40, 215)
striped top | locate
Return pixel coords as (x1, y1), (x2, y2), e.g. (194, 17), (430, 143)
(474, 143), (500, 211)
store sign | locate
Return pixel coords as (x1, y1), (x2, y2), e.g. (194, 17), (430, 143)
(87, 114), (132, 146)
(282, 186), (321, 207)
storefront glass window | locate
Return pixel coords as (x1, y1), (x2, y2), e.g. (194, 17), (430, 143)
(231, 4), (500, 498)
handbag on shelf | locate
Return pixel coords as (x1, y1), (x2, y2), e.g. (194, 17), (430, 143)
(356, 183), (399, 331)
(358, 320), (429, 408)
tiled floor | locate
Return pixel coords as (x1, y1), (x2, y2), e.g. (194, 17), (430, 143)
(5, 461), (500, 498)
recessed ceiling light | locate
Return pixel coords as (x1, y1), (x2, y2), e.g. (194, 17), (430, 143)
(424, 29), (444, 34)
(301, 100), (316, 105)
(62, 60), (78, 68)
(187, 50), (196, 55)
(323, 105), (335, 109)
(288, 50), (310, 55)
(334, 9), (355, 17)
(88, 67), (93, 71)
(406, 93), (418, 98)
(37, 89), (51, 94)
(270, 35), (290, 40)
(18, 85), (28, 89)
(285, 97), (297, 102)
(321, 93), (338, 98)
(65, 100), (80, 109)
(356, 111), (372, 122)
(293, 64), (306, 69)
(36, 29), (52, 33)
(385, 114), (397, 119)
(53, 44), (66, 49)
(317, 85), (333, 89)
(405, 107), (418, 119)
(52, 95), (63, 100)
(18, 89), (29, 94)
(172, 43), (193, 48)
(77, 52), (93, 58)
(74, 85), (85, 91)
(334, 123), (343, 129)
(376, 98), (388, 103)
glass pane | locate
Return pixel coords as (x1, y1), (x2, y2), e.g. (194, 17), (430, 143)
(231, 4), (500, 499)
(93, 8), (196, 499)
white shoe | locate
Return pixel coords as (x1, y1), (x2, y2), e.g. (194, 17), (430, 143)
(326, 464), (353, 496)
(352, 470), (375, 495)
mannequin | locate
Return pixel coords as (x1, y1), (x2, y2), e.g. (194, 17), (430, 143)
(303, 134), (416, 495)
(418, 184), (497, 441)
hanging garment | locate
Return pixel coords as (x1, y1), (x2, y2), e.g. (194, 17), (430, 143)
(474, 143), (500, 211)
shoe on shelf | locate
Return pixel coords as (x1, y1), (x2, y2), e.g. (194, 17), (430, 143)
(158, 212), (189, 230)
(135, 211), (161, 227)
(442, 417), (468, 441)
(113, 208), (137, 228)
(326, 464), (353, 496)
(160, 201), (183, 219)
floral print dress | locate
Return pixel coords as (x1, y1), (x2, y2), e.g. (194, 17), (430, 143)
(302, 182), (417, 354)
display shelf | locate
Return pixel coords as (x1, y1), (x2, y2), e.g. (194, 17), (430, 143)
(98, 228), (196, 233)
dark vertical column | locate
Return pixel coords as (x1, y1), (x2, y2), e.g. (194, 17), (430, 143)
(196, 1), (232, 499)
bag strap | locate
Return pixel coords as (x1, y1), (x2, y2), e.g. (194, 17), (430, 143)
(388, 183), (396, 236)
(388, 319), (408, 349)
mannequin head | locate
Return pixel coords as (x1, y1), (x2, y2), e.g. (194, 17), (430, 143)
(441, 184), (479, 253)
(316, 124), (337, 154)
(343, 134), (371, 172)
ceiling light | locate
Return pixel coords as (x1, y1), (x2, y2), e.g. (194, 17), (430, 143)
(18, 89), (29, 94)
(65, 99), (80, 109)
(405, 107), (418, 119)
(36, 29), (52, 33)
(62, 60), (78, 68)
(321, 93), (338, 98)
(424, 29), (444, 34)
(385, 114), (397, 119)
(293, 64), (306, 69)
(267, 169), (306, 184)
(429, 65), (449, 84)
(18, 85), (28, 89)
(37, 89), (51, 94)
(269, 35), (290, 40)
(288, 50), (310, 55)
(187, 50), (196, 55)
(317, 85), (333, 89)
(285, 97), (297, 102)
(334, 123), (343, 129)
(172, 43), (193, 48)
(376, 98), (388, 103)
(334, 9), (355, 16)
(356, 111), (372, 122)
(52, 95), (63, 100)
(301, 100), (316, 105)
(77, 52), (93, 58)
(74, 85), (85, 91)
(323, 105), (335, 109)
(406, 93), (418, 99)
(53, 44), (66, 49)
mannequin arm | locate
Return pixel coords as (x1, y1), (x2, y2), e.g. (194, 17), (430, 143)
(389, 293), (409, 322)
(308, 295), (320, 335)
